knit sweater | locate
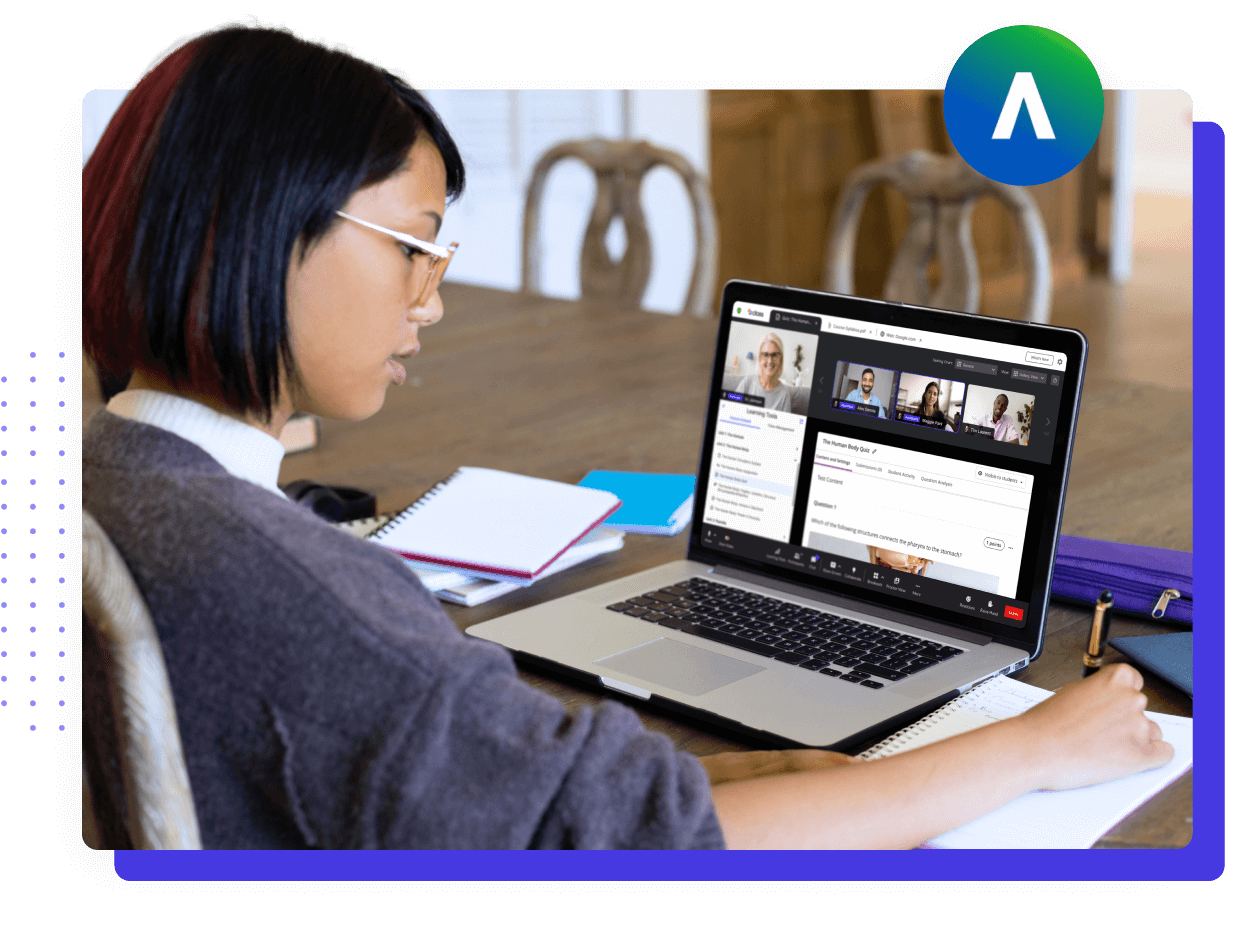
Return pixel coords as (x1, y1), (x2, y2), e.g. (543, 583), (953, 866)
(83, 411), (724, 849)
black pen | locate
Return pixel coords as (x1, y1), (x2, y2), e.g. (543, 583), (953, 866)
(1082, 590), (1114, 677)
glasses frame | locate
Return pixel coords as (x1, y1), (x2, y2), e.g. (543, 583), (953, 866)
(335, 210), (457, 306)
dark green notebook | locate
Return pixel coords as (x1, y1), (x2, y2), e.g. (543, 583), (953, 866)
(1109, 632), (1192, 696)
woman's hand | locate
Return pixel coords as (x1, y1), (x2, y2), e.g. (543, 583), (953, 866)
(1009, 663), (1175, 791)
(700, 748), (863, 786)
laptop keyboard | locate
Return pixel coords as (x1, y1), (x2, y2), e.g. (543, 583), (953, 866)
(606, 577), (963, 688)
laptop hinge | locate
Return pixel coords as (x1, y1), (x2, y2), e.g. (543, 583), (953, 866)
(712, 564), (993, 646)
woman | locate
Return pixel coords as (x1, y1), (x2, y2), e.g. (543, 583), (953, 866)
(732, 332), (793, 411)
(914, 381), (956, 431)
(82, 26), (1171, 850)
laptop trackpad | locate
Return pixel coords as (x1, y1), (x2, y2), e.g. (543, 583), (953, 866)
(595, 637), (765, 696)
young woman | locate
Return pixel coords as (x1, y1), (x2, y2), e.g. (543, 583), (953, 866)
(914, 381), (956, 430)
(82, 26), (1172, 850)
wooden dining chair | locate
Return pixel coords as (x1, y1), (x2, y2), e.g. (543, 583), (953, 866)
(521, 138), (719, 317)
(82, 510), (202, 849)
(823, 150), (1052, 324)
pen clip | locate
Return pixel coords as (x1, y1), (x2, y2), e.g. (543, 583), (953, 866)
(1151, 588), (1181, 619)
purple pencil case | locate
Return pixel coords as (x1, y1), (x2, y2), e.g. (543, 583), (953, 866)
(1050, 535), (1193, 626)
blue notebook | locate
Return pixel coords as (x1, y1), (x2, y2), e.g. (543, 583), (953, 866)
(577, 471), (695, 536)
(1109, 633), (1193, 696)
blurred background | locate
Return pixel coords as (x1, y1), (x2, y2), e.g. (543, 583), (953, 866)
(82, 87), (1192, 401)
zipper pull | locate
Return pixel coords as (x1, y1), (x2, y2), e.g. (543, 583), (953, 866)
(1151, 588), (1181, 619)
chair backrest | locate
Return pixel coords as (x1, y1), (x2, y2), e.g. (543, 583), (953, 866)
(824, 150), (1051, 324)
(520, 138), (719, 318)
(82, 510), (202, 850)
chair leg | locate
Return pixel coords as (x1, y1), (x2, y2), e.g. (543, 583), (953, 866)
(82, 767), (103, 850)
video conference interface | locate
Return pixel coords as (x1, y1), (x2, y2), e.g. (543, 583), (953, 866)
(702, 303), (1069, 629)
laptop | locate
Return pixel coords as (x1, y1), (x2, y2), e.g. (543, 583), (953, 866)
(468, 280), (1086, 750)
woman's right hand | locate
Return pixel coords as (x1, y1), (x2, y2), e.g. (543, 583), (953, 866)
(1008, 663), (1175, 791)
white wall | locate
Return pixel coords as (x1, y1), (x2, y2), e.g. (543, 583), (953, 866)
(1131, 89), (1193, 197)
(429, 89), (707, 313)
(81, 89), (129, 166)
(82, 87), (710, 314)
(1106, 89), (1193, 282)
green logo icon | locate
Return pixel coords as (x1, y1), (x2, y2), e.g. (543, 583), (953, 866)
(944, 26), (1103, 186)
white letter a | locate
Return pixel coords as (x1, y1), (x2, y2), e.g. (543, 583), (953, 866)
(991, 72), (1055, 140)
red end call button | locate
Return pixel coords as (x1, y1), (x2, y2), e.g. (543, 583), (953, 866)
(1004, 605), (1024, 621)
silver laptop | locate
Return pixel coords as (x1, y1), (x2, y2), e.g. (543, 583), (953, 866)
(468, 281), (1086, 750)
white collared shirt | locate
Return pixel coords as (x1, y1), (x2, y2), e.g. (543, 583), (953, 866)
(106, 390), (287, 497)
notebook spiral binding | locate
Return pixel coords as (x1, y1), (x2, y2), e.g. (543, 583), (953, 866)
(366, 470), (462, 542)
(858, 687), (983, 760)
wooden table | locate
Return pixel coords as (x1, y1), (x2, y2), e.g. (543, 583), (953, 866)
(278, 282), (1194, 849)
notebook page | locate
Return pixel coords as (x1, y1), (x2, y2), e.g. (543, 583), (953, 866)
(371, 467), (620, 577)
(860, 675), (1053, 759)
(925, 712), (1193, 849)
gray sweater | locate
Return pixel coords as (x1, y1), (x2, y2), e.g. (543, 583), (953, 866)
(83, 411), (723, 849)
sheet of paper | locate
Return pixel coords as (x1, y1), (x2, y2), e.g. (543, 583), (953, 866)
(925, 712), (1193, 849)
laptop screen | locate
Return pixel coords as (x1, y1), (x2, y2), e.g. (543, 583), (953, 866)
(691, 281), (1086, 649)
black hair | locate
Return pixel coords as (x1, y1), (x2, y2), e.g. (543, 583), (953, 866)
(861, 368), (875, 379)
(84, 26), (465, 419)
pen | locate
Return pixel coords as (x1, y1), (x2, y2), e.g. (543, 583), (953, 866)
(1082, 589), (1114, 677)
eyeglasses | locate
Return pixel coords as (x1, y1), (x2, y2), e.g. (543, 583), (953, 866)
(759, 351), (782, 361)
(336, 211), (458, 306)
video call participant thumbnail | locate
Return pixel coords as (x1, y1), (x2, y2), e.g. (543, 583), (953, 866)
(832, 362), (896, 419)
(725, 323), (819, 413)
(962, 386), (1035, 445)
(894, 373), (964, 432)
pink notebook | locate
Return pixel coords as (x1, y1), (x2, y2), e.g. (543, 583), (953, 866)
(369, 467), (621, 584)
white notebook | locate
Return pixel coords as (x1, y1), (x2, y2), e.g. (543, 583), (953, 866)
(436, 527), (625, 606)
(369, 467), (621, 584)
(860, 675), (1194, 849)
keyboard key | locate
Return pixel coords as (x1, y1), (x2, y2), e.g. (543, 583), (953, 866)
(819, 667), (845, 678)
(844, 670), (870, 679)
(814, 651), (841, 663)
(853, 662), (908, 682)
(800, 659), (830, 670)
(859, 679), (885, 690)
(606, 602), (634, 612)
(628, 597), (656, 607)
(772, 651), (814, 665)
(840, 673), (866, 683)
(688, 626), (782, 657)
(623, 606), (651, 617)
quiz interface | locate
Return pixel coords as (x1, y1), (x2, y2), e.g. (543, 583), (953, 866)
(700, 301), (1069, 628)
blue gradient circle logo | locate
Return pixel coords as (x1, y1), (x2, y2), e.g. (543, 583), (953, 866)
(944, 26), (1103, 186)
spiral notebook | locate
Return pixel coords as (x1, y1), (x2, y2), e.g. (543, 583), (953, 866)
(436, 527), (625, 606)
(368, 467), (621, 584)
(860, 675), (1194, 848)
